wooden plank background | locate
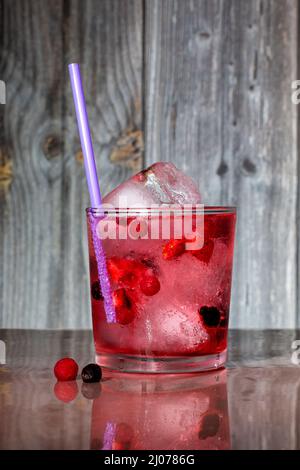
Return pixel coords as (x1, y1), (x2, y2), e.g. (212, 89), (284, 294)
(0, 0), (298, 329)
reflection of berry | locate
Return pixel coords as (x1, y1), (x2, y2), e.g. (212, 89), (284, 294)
(198, 413), (220, 439)
(199, 306), (221, 327)
(54, 381), (78, 403)
(54, 358), (79, 381)
(91, 281), (103, 301)
(81, 382), (101, 399)
(113, 288), (136, 325)
(162, 239), (185, 260)
(112, 422), (134, 450)
(140, 275), (160, 296)
(81, 363), (102, 383)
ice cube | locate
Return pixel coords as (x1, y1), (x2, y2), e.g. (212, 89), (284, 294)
(103, 162), (201, 207)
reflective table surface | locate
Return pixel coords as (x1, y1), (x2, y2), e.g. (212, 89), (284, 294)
(0, 329), (300, 450)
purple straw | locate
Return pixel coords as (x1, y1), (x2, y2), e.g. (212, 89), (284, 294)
(68, 63), (115, 323)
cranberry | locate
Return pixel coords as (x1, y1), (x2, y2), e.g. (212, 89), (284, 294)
(54, 381), (79, 403)
(54, 358), (79, 381)
(81, 363), (102, 383)
(107, 257), (146, 287)
(140, 275), (160, 296)
(91, 281), (103, 301)
(162, 239), (186, 260)
(199, 306), (221, 327)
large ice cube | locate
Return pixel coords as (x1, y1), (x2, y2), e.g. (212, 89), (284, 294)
(103, 162), (201, 207)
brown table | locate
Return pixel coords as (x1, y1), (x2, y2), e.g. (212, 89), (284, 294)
(0, 330), (299, 450)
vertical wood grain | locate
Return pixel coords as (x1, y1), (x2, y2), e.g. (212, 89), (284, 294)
(0, 0), (143, 328)
(0, 0), (299, 329)
(144, 0), (298, 328)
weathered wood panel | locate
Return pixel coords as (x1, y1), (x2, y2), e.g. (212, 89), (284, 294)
(0, 0), (143, 328)
(144, 0), (298, 328)
(0, 0), (298, 329)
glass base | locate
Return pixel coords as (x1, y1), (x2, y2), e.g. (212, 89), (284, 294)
(95, 349), (227, 374)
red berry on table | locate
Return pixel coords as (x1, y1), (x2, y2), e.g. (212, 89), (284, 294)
(54, 381), (79, 403)
(54, 357), (79, 381)
(162, 239), (186, 260)
(140, 275), (160, 296)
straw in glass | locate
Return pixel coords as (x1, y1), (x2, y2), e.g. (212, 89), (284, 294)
(68, 63), (115, 323)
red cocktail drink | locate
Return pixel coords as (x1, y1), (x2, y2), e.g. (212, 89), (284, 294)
(87, 206), (236, 373)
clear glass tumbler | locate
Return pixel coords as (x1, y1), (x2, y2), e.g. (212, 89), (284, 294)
(87, 206), (236, 373)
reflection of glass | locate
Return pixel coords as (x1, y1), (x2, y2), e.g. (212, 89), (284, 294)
(90, 369), (230, 450)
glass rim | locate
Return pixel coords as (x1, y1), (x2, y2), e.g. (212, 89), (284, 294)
(86, 206), (236, 216)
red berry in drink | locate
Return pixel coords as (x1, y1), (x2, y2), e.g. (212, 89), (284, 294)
(162, 239), (185, 260)
(54, 381), (79, 403)
(192, 239), (214, 264)
(140, 275), (160, 296)
(54, 357), (79, 381)
(107, 257), (146, 288)
(113, 288), (136, 325)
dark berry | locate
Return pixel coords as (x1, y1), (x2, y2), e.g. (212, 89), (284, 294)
(91, 281), (103, 301)
(81, 382), (101, 399)
(54, 381), (79, 403)
(199, 306), (221, 327)
(198, 413), (220, 439)
(140, 275), (160, 296)
(162, 239), (185, 260)
(54, 357), (79, 381)
(81, 363), (102, 383)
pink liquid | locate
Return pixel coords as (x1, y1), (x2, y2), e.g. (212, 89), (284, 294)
(87, 209), (236, 363)
(90, 370), (230, 450)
